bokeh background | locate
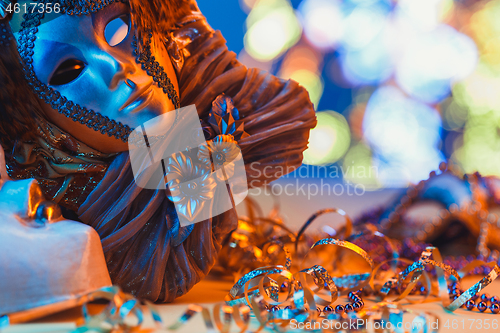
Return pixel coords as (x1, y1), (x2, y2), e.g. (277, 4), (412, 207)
(197, 0), (500, 189)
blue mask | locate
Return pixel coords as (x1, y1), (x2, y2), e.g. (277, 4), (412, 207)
(9, 0), (179, 151)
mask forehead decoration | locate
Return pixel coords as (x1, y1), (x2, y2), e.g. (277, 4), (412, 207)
(61, 0), (121, 15)
(14, 0), (179, 143)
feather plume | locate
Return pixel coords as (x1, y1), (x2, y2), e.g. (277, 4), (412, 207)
(129, 0), (193, 36)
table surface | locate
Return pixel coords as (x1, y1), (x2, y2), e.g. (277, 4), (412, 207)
(3, 184), (499, 333)
(4, 276), (500, 333)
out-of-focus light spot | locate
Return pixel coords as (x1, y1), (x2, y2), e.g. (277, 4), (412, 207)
(279, 45), (324, 105)
(240, 0), (259, 13)
(342, 143), (381, 190)
(395, 24), (478, 104)
(347, 0), (383, 5)
(340, 32), (393, 85)
(469, 0), (500, 73)
(452, 63), (500, 116)
(280, 45), (322, 75)
(299, 0), (343, 50)
(396, 0), (447, 32)
(342, 5), (387, 50)
(245, 16), (289, 61)
(441, 98), (468, 131)
(438, 0), (454, 21)
(454, 112), (500, 177)
(244, 0), (301, 61)
(363, 86), (444, 185)
(347, 102), (366, 140)
(470, 0), (500, 48)
(282, 69), (324, 107)
(481, 37), (500, 70)
(352, 86), (376, 105)
(303, 111), (351, 166)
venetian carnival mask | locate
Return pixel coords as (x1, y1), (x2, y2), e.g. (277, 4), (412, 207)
(0, 0), (317, 306)
(5, 0), (179, 153)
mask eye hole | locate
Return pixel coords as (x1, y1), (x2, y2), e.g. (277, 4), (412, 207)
(105, 14), (130, 47)
(49, 59), (86, 86)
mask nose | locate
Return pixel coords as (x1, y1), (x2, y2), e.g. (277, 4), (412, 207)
(108, 53), (152, 91)
(95, 42), (145, 90)
(106, 54), (135, 90)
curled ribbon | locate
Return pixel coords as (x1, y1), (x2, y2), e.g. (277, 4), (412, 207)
(4, 206), (500, 333)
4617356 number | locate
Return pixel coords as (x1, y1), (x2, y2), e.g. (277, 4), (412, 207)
(5, 2), (61, 15)
(444, 318), (498, 330)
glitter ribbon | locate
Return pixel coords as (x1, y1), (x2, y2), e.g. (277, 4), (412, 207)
(446, 264), (500, 312)
(4, 207), (500, 332)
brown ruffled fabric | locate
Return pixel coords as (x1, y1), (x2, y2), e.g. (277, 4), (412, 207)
(77, 5), (315, 302)
(167, 5), (317, 187)
(3, 0), (316, 302)
(77, 151), (238, 302)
